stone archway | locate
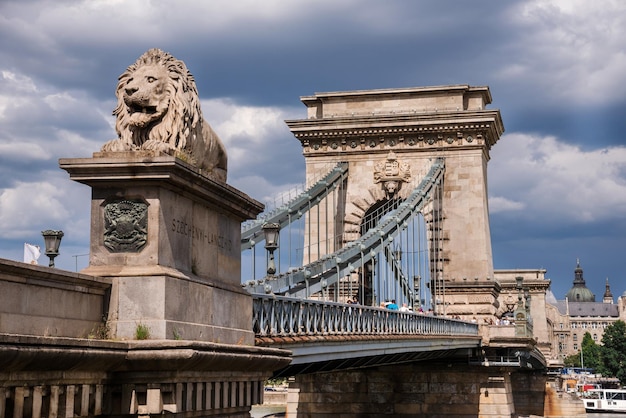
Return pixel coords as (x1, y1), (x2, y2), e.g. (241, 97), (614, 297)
(344, 183), (392, 242)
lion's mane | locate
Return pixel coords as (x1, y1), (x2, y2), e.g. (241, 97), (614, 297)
(101, 48), (227, 182)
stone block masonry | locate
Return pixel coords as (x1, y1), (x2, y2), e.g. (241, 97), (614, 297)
(288, 361), (541, 417)
(59, 153), (262, 343)
(287, 85), (504, 285)
(286, 359), (586, 417)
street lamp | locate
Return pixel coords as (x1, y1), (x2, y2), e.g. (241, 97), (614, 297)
(514, 276), (528, 336)
(41, 230), (64, 268)
(262, 222), (280, 277)
(394, 245), (402, 261)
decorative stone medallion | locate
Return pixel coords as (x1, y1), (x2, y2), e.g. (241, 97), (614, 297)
(103, 199), (148, 252)
(373, 151), (411, 197)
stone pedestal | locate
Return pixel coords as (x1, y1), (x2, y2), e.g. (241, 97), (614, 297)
(60, 152), (263, 344)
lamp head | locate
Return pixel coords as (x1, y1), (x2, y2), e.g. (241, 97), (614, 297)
(41, 230), (64, 267)
(42, 230), (64, 255)
(262, 222), (280, 250)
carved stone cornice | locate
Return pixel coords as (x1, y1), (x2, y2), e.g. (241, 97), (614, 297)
(286, 111), (504, 155)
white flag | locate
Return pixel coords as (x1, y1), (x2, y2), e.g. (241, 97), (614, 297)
(24, 243), (41, 265)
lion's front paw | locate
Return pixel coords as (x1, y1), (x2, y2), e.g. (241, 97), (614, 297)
(141, 140), (172, 153)
(101, 139), (136, 152)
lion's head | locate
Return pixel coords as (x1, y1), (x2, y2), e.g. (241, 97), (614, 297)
(101, 48), (227, 182)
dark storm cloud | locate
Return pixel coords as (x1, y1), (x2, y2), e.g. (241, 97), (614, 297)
(187, 1), (516, 106)
(502, 101), (626, 149)
(2, 1), (516, 106)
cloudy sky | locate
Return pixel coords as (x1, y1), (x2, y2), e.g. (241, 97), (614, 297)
(1, 0), (625, 300)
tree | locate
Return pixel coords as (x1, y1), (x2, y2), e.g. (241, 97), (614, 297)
(562, 332), (602, 370)
(563, 352), (581, 367)
(581, 332), (602, 371)
(599, 320), (626, 384)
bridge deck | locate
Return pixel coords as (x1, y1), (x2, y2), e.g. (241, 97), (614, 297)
(252, 295), (481, 376)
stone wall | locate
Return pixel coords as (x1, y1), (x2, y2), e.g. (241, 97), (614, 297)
(0, 258), (110, 338)
(287, 362), (516, 417)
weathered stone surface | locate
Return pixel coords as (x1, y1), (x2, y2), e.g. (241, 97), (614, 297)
(0, 258), (110, 338)
(60, 154), (263, 343)
(287, 85), (504, 281)
(60, 154), (258, 283)
(286, 359), (585, 417)
(0, 334), (290, 373)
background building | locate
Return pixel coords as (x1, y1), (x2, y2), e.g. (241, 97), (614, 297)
(544, 261), (626, 363)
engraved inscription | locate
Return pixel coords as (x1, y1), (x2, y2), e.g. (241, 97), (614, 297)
(171, 217), (233, 251)
(104, 200), (148, 252)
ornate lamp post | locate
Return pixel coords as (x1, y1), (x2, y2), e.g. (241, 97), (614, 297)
(262, 223), (280, 277)
(41, 230), (64, 268)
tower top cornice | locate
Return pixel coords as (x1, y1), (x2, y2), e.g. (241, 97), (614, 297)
(286, 85), (504, 155)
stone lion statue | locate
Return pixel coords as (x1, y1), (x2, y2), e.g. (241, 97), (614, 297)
(101, 48), (227, 182)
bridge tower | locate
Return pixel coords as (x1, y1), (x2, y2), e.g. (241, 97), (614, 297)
(286, 85), (504, 311)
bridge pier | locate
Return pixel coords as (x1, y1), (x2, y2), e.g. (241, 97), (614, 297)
(284, 361), (583, 417)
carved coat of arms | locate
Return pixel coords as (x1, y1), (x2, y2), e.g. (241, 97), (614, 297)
(103, 200), (148, 252)
(373, 151), (411, 197)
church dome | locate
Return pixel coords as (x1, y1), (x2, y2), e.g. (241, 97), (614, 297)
(565, 259), (595, 302)
(566, 286), (596, 302)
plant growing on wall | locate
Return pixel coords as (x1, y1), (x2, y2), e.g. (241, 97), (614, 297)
(173, 328), (182, 340)
(88, 315), (111, 340)
(135, 323), (151, 340)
